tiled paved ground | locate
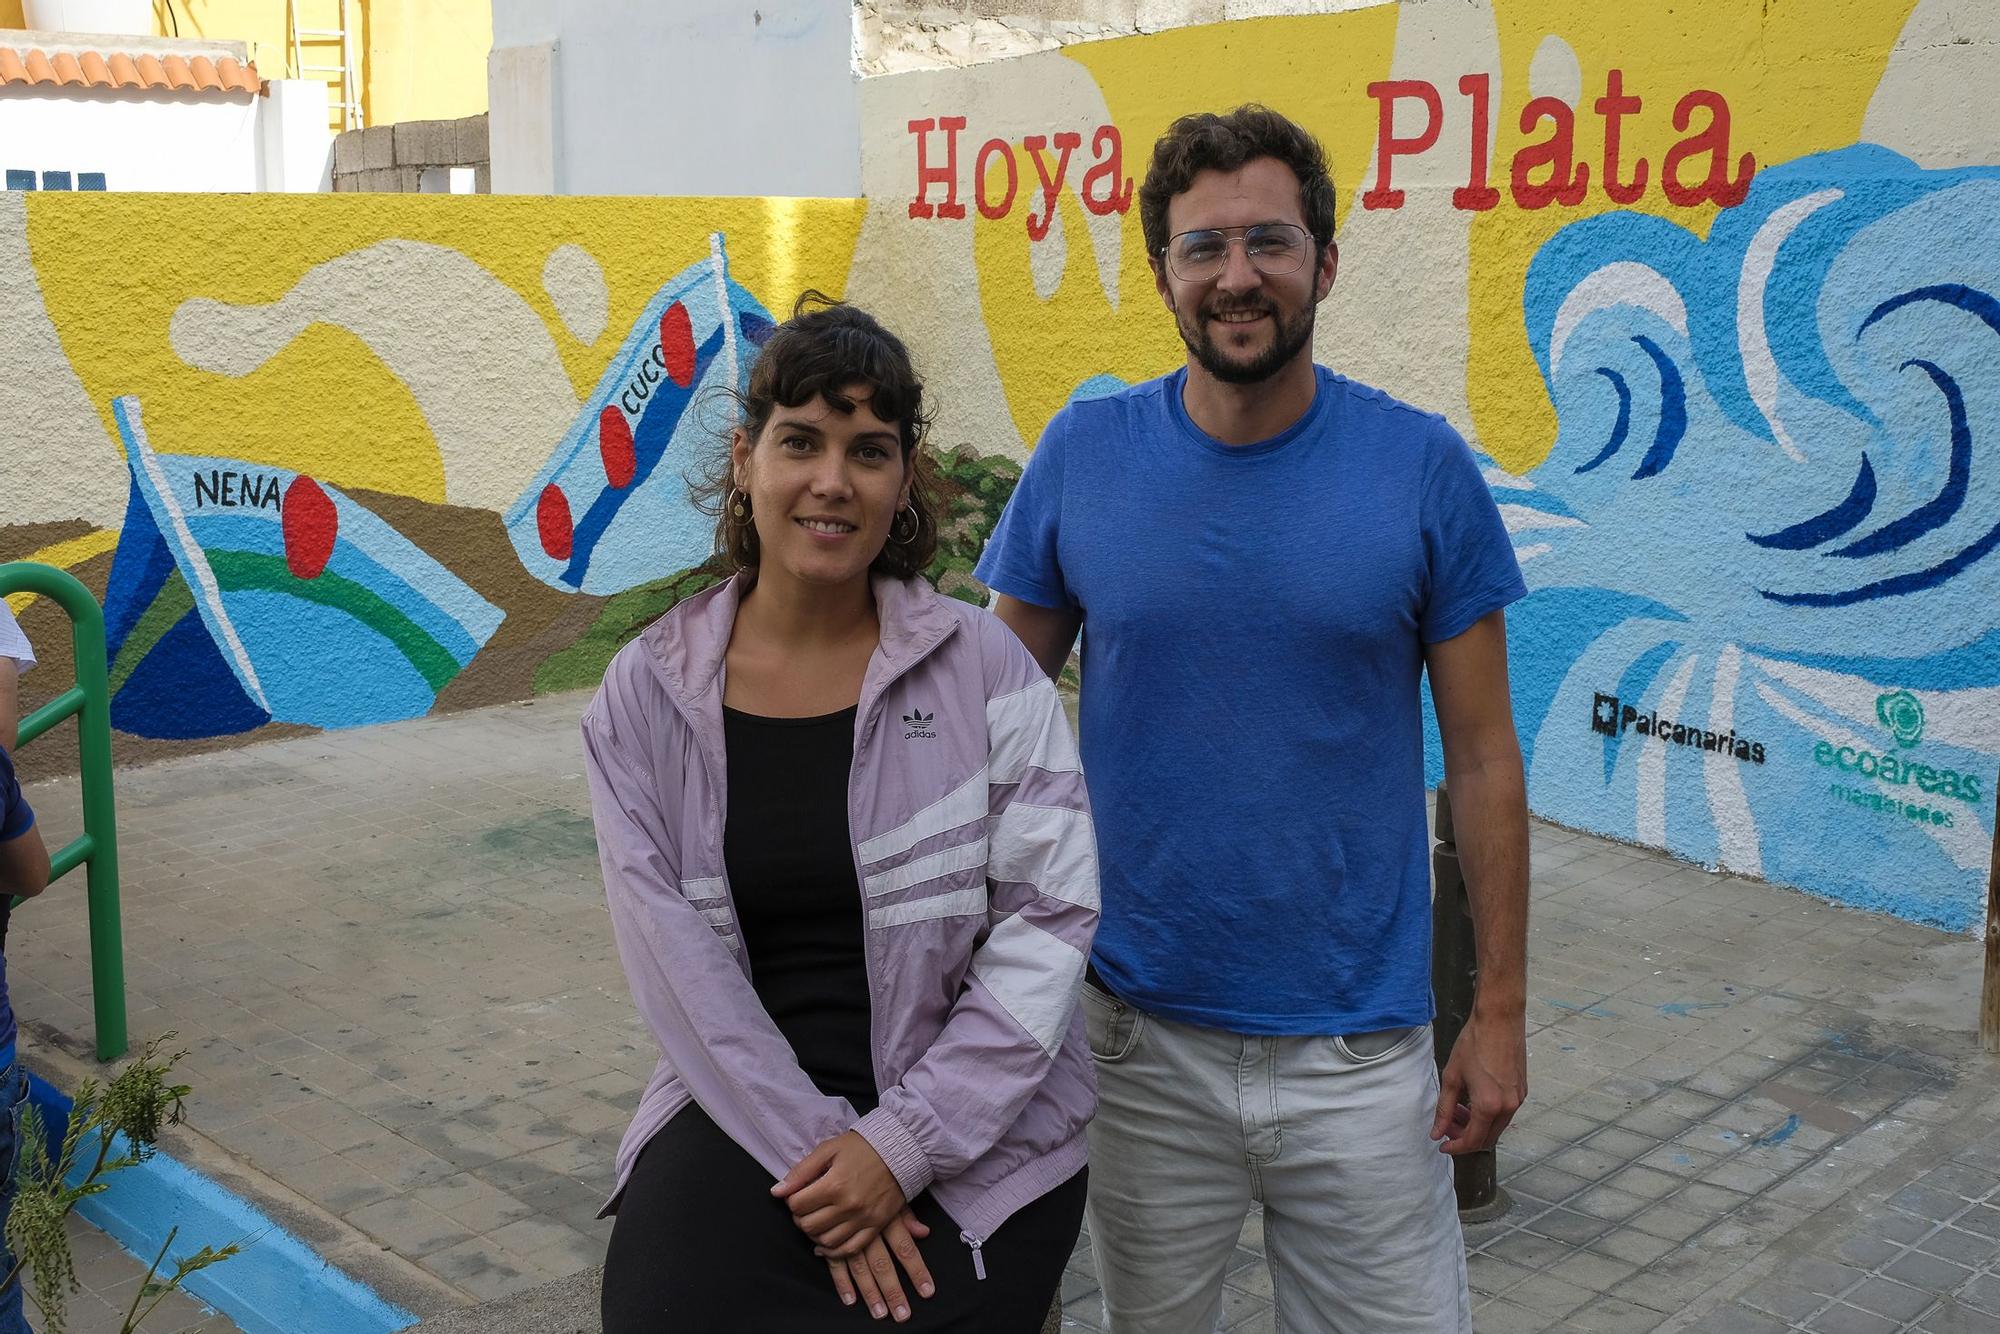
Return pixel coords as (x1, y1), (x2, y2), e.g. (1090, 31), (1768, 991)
(10, 692), (1999, 1332)
(29, 1214), (243, 1334)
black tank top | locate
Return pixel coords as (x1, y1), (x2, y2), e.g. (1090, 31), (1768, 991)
(721, 705), (877, 1112)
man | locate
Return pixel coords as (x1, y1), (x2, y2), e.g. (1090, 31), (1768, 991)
(975, 105), (1529, 1331)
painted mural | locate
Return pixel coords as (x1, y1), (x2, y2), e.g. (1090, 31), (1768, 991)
(1, 0), (1995, 930)
(104, 397), (504, 738)
(1486, 146), (2000, 929)
(506, 236), (779, 597)
(0, 194), (870, 772)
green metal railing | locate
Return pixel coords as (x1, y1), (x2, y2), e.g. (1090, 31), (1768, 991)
(0, 562), (127, 1061)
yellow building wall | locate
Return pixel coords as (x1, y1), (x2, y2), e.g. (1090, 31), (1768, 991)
(0, 0), (489, 125)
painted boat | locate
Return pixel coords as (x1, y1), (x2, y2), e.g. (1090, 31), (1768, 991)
(504, 232), (776, 595)
(103, 397), (504, 738)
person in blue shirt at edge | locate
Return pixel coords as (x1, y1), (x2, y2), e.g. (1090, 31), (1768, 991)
(0, 599), (35, 754)
(975, 104), (1530, 1332)
(0, 732), (52, 1334)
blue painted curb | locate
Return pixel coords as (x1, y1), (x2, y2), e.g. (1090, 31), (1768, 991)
(24, 1071), (418, 1334)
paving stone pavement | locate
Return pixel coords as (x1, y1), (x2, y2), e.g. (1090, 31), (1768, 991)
(8, 692), (1999, 1332)
(24, 1213), (243, 1334)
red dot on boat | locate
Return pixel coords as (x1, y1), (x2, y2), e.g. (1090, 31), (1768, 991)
(600, 406), (636, 489)
(282, 475), (337, 580)
(661, 302), (696, 388)
(538, 484), (574, 560)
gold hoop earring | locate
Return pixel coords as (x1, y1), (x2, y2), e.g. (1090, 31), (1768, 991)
(727, 487), (751, 525)
(891, 503), (920, 546)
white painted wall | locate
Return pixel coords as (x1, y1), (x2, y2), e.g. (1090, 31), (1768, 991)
(489, 0), (861, 196)
(488, 38), (557, 194)
(0, 90), (263, 191)
(258, 80), (336, 192)
(0, 78), (334, 194)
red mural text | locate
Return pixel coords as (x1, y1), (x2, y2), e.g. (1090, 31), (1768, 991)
(1364, 69), (1755, 212)
(908, 118), (1134, 236)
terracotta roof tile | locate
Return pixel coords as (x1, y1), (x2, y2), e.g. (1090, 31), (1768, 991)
(0, 44), (259, 96)
(215, 58), (255, 93)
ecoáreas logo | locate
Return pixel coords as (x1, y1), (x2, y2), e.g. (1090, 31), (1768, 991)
(1875, 689), (1924, 748)
(1810, 689), (1981, 806)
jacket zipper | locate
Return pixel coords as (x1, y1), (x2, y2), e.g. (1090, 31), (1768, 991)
(847, 621), (957, 1100)
(843, 624), (976, 1268)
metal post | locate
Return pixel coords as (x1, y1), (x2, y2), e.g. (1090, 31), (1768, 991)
(0, 562), (127, 1061)
(1982, 771), (1998, 1056)
(1432, 782), (1510, 1221)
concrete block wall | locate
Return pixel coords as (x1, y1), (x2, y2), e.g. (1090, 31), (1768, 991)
(333, 114), (489, 193)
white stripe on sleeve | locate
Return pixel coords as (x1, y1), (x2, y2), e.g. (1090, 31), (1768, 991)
(988, 803), (1098, 910)
(969, 913), (1085, 1056)
(987, 679), (1081, 785)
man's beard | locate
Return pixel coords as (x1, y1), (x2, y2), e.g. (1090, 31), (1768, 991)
(1178, 297), (1316, 386)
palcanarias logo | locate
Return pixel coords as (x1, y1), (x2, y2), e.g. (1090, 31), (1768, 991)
(1875, 690), (1925, 748)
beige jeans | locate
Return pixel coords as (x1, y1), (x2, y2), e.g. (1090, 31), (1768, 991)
(1080, 985), (1470, 1333)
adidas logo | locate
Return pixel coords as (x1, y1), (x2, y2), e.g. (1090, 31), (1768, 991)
(902, 709), (936, 740)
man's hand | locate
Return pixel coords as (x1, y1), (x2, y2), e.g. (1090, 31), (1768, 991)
(823, 1207), (935, 1322)
(1431, 1003), (1526, 1153)
(1425, 609), (1530, 1154)
(773, 1130), (907, 1255)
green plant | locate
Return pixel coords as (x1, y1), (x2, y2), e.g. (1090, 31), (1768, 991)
(6, 1035), (242, 1333)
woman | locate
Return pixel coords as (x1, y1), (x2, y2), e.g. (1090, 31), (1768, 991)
(589, 294), (1097, 1331)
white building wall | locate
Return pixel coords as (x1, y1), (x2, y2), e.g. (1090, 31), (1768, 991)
(489, 0), (861, 197)
(258, 80), (336, 192)
(0, 90), (263, 192)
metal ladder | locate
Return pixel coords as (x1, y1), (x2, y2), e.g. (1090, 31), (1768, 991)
(0, 562), (127, 1063)
(287, 0), (361, 132)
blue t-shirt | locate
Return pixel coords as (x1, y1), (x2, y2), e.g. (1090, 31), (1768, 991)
(0, 746), (29, 1060)
(975, 366), (1525, 1035)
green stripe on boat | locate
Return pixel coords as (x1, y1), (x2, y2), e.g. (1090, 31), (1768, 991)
(203, 550), (463, 693)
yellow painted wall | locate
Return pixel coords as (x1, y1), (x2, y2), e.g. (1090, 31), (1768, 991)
(0, 0), (490, 125)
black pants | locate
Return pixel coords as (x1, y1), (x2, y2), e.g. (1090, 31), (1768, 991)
(601, 1105), (1085, 1333)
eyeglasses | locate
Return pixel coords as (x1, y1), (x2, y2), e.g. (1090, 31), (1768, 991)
(1161, 223), (1312, 282)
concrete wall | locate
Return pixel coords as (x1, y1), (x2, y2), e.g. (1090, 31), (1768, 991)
(3, 0), (1998, 933)
(333, 115), (489, 194)
(854, 0), (1388, 74)
(487, 0), (862, 196)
